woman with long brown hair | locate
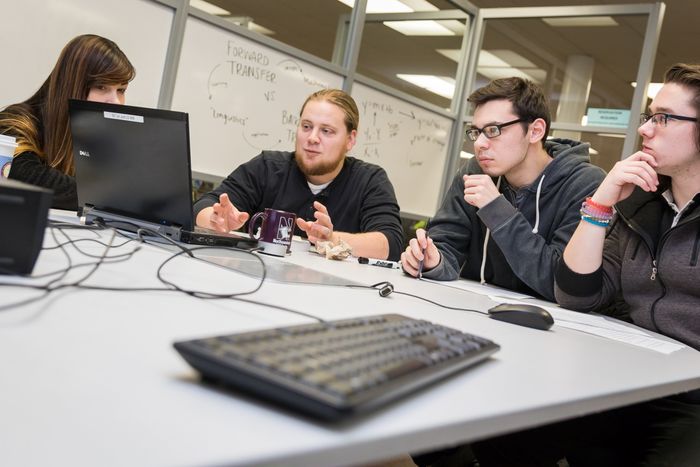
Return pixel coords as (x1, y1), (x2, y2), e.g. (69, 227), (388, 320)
(0, 34), (135, 209)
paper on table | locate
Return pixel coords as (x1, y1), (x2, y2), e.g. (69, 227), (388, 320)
(548, 307), (650, 336)
(541, 304), (684, 354)
(425, 278), (684, 354)
(426, 278), (534, 300)
(554, 320), (684, 354)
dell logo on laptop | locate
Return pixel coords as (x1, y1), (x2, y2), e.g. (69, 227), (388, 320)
(79, 150), (91, 157)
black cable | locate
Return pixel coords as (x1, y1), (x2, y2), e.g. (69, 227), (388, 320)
(42, 236), (134, 251)
(3, 220), (481, 324)
(229, 297), (325, 323)
(154, 244), (266, 298)
(345, 281), (488, 315)
(62, 228), (118, 288)
(391, 290), (487, 315)
(136, 227), (194, 258)
(0, 224), (141, 313)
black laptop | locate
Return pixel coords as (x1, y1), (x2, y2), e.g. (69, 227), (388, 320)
(69, 99), (255, 249)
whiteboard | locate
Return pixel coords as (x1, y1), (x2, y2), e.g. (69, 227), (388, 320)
(351, 83), (451, 217)
(0, 0), (173, 109)
(171, 16), (343, 178)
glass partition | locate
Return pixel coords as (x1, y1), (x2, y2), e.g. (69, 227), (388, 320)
(189, 0), (352, 62)
(465, 12), (649, 161)
(355, 1), (468, 109)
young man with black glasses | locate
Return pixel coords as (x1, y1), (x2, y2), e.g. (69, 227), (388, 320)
(401, 77), (605, 301)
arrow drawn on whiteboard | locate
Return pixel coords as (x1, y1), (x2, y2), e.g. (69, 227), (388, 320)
(276, 58), (328, 88)
(277, 58), (303, 74)
(242, 130), (283, 151)
(207, 63), (225, 100)
(399, 110), (416, 119)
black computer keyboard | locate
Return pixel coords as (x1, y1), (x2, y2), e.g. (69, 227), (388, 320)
(174, 314), (499, 421)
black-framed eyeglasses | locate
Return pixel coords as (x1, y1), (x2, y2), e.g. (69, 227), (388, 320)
(466, 118), (524, 142)
(639, 112), (697, 127)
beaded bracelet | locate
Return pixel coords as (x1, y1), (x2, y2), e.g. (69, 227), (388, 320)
(585, 197), (612, 211)
(581, 213), (610, 227)
(580, 197), (613, 227)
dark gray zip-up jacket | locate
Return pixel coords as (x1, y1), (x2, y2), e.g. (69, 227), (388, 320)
(555, 182), (700, 351)
(423, 139), (606, 301)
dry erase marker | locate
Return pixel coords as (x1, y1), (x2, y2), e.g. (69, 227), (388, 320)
(417, 234), (428, 279)
(358, 257), (400, 269)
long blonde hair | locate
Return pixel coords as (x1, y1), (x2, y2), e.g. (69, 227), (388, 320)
(0, 34), (135, 175)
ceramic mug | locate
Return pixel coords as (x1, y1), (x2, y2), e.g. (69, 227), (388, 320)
(248, 208), (296, 256)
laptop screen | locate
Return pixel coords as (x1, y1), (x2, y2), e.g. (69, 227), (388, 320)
(69, 100), (195, 230)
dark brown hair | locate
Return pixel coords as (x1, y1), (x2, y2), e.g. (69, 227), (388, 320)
(0, 34), (135, 175)
(663, 63), (700, 150)
(468, 77), (551, 143)
(300, 88), (359, 133)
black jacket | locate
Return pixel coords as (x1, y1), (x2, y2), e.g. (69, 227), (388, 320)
(8, 151), (78, 210)
(194, 151), (405, 260)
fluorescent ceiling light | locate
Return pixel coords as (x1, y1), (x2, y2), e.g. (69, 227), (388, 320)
(479, 50), (536, 69)
(460, 151), (474, 159)
(478, 66), (546, 84)
(631, 81), (664, 100)
(589, 147), (599, 155)
(436, 49), (461, 62)
(190, 0), (230, 16)
(397, 74), (455, 99)
(542, 16), (619, 27)
(337, 0), (459, 35)
(384, 20), (456, 36)
(398, 0), (438, 11)
(336, 0), (411, 13)
(436, 20), (465, 35)
(336, 0), (437, 12)
(247, 22), (275, 35)
(477, 50), (546, 84)
(225, 17), (275, 35)
(596, 133), (627, 138)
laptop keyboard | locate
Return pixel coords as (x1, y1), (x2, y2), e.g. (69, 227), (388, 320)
(174, 314), (499, 420)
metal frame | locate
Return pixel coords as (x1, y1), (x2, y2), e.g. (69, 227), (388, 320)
(462, 3), (665, 169)
(150, 0), (665, 217)
(623, 2), (666, 156)
(157, 0), (189, 109)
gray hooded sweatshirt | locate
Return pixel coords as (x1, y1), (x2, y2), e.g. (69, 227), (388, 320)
(423, 138), (606, 301)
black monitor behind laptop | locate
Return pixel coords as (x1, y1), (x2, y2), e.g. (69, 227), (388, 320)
(69, 99), (194, 233)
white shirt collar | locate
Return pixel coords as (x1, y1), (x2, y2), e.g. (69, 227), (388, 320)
(661, 188), (696, 227)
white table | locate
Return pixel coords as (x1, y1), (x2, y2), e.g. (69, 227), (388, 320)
(2, 213), (700, 467)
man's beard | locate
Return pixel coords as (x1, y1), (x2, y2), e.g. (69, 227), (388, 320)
(295, 151), (345, 177)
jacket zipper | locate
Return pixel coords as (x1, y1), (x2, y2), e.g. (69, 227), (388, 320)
(618, 196), (700, 332)
(618, 212), (667, 331)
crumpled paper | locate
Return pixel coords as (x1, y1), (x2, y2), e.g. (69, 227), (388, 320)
(315, 239), (353, 260)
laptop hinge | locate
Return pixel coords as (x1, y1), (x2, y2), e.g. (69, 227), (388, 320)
(82, 207), (184, 241)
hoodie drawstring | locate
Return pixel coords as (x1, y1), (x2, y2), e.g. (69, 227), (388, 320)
(531, 174), (545, 234)
(480, 176), (502, 284)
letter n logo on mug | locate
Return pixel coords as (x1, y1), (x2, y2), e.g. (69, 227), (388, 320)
(248, 208), (297, 256)
(276, 216), (293, 243)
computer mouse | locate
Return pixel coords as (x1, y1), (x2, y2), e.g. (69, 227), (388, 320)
(487, 303), (554, 330)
